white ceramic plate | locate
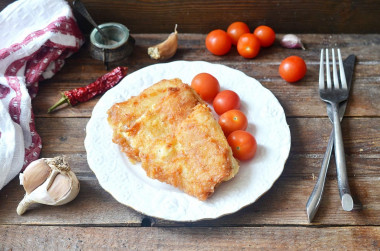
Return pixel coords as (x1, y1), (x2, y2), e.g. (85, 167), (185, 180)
(85, 61), (291, 222)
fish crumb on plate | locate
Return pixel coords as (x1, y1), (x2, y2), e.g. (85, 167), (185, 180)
(107, 78), (239, 200)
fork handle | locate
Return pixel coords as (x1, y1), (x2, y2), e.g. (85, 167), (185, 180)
(331, 102), (353, 211)
(306, 129), (333, 222)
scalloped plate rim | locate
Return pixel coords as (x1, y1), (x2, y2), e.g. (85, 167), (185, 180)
(84, 60), (291, 222)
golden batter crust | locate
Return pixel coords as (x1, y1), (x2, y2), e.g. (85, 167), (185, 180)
(107, 78), (239, 200)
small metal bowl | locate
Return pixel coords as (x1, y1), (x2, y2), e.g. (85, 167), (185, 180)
(89, 22), (134, 63)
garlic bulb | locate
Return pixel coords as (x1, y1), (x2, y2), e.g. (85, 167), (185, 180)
(17, 156), (80, 215)
(148, 24), (178, 60)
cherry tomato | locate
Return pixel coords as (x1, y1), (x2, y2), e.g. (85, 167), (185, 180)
(227, 130), (257, 161)
(237, 33), (261, 59)
(279, 56), (307, 83)
(191, 73), (220, 102)
(218, 110), (248, 136)
(227, 21), (251, 46)
(205, 29), (232, 56)
(253, 25), (276, 47)
(213, 90), (240, 115)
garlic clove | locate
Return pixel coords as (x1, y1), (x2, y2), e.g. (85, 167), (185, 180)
(17, 156), (80, 215)
(20, 159), (51, 194)
(280, 34), (306, 50)
(47, 173), (71, 201)
(53, 170), (80, 206)
(148, 24), (178, 60)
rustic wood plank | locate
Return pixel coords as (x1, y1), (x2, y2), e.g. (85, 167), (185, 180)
(109, 33), (380, 63)
(33, 77), (380, 118)
(284, 153), (380, 177)
(34, 117), (380, 155)
(0, 178), (143, 226)
(37, 57), (380, 85)
(287, 118), (380, 155)
(29, 152), (380, 178)
(73, 0), (380, 34)
(1, 175), (379, 226)
(1, 225), (379, 250)
(2, 0), (380, 33)
(42, 34), (380, 80)
(31, 34), (380, 118)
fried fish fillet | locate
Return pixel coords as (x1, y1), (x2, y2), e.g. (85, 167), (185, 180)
(107, 78), (239, 200)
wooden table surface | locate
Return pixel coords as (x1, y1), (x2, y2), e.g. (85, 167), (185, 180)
(1, 33), (379, 250)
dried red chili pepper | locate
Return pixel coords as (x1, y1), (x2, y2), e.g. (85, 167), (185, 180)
(48, 66), (128, 113)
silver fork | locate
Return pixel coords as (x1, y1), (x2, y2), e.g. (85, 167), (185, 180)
(319, 48), (353, 211)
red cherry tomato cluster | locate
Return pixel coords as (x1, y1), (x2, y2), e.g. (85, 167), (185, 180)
(205, 22), (275, 59)
(191, 73), (257, 161)
(206, 22), (307, 83)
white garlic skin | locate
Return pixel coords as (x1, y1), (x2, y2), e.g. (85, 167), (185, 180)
(17, 157), (80, 215)
(280, 34), (305, 50)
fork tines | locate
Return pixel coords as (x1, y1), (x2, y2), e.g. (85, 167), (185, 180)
(319, 48), (348, 90)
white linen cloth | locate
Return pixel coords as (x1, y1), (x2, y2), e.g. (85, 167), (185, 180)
(0, 0), (84, 190)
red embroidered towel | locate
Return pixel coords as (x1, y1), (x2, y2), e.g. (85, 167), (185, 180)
(0, 0), (84, 190)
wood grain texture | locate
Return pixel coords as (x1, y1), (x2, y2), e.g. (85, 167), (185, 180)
(2, 1), (380, 34)
(8, 152), (379, 178)
(1, 173), (379, 226)
(33, 117), (380, 155)
(32, 34), (380, 118)
(1, 225), (379, 250)
(0, 26), (379, 248)
(34, 78), (380, 118)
